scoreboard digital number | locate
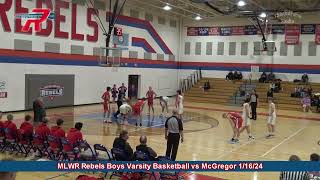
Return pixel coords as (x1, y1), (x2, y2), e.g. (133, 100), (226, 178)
(114, 27), (123, 36)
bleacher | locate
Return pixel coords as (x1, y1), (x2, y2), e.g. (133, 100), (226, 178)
(184, 77), (320, 111)
(184, 78), (244, 105)
(256, 81), (320, 111)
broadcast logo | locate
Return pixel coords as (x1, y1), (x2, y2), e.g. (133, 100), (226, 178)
(40, 85), (64, 100)
(15, 8), (55, 32)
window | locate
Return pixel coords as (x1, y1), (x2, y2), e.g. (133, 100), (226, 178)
(129, 51), (138, 59)
(94, 0), (105, 10)
(170, 19), (177, 28)
(217, 42), (224, 55)
(130, 9), (139, 18)
(280, 42), (287, 56)
(195, 42), (201, 55)
(184, 42), (191, 55)
(294, 42), (302, 56)
(157, 54), (164, 60)
(145, 13), (153, 22)
(266, 41), (275, 56)
(14, 39), (32, 51)
(308, 41), (317, 56)
(158, 16), (166, 25)
(71, 45), (84, 55)
(45, 42), (60, 53)
(253, 42), (261, 56)
(206, 42), (213, 55)
(144, 52), (152, 59)
(241, 42), (248, 56)
(229, 42), (236, 56)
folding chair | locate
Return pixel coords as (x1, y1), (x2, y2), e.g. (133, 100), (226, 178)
(78, 140), (96, 161)
(0, 127), (5, 150)
(60, 137), (80, 161)
(109, 148), (129, 179)
(1, 128), (20, 153)
(94, 144), (112, 161)
(134, 151), (157, 180)
(32, 133), (49, 158)
(93, 144), (113, 178)
(47, 135), (63, 160)
(17, 132), (34, 157)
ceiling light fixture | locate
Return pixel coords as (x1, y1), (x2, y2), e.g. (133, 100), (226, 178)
(195, 14), (202, 20)
(237, 0), (246, 7)
(163, 3), (172, 11)
(259, 12), (267, 18)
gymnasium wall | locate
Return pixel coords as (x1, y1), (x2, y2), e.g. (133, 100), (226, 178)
(179, 15), (320, 82)
(0, 0), (180, 111)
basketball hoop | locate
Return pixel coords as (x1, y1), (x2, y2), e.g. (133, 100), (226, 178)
(98, 46), (128, 68)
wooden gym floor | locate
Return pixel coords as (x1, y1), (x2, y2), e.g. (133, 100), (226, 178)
(1, 98), (320, 180)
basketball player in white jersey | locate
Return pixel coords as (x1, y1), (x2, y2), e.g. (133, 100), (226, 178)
(175, 90), (184, 119)
(159, 96), (169, 117)
(240, 98), (255, 140)
(266, 98), (277, 138)
(118, 99), (132, 125)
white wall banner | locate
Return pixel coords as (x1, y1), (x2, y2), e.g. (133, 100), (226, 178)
(0, 76), (8, 98)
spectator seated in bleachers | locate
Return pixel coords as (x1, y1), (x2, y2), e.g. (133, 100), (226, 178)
(291, 86), (303, 98)
(226, 71), (234, 80)
(302, 73), (309, 83)
(314, 95), (320, 112)
(238, 72), (243, 80)
(267, 89), (273, 101)
(112, 130), (133, 160)
(259, 72), (267, 83)
(307, 87), (313, 97)
(269, 81), (275, 92)
(233, 71), (243, 80)
(203, 81), (211, 92)
(135, 136), (157, 161)
(301, 95), (311, 112)
(274, 79), (282, 93)
(267, 72), (275, 82)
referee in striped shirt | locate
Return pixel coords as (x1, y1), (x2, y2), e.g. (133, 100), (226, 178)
(280, 155), (309, 180)
(165, 109), (184, 161)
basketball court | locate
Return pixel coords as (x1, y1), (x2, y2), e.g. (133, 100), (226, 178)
(0, 0), (320, 179)
(2, 100), (319, 179)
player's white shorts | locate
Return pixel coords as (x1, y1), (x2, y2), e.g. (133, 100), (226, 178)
(267, 115), (276, 125)
(120, 105), (131, 115)
(242, 116), (250, 126)
(178, 106), (183, 115)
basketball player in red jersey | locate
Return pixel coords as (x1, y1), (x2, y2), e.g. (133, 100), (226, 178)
(102, 87), (111, 123)
(222, 112), (243, 144)
(146, 86), (157, 116)
(132, 98), (146, 126)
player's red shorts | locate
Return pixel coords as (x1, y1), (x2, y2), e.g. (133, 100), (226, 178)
(103, 103), (109, 112)
(147, 98), (153, 106)
(229, 112), (243, 129)
(132, 105), (141, 115)
(232, 118), (243, 129)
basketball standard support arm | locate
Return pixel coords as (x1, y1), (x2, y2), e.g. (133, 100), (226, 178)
(85, 0), (127, 57)
(254, 13), (267, 50)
